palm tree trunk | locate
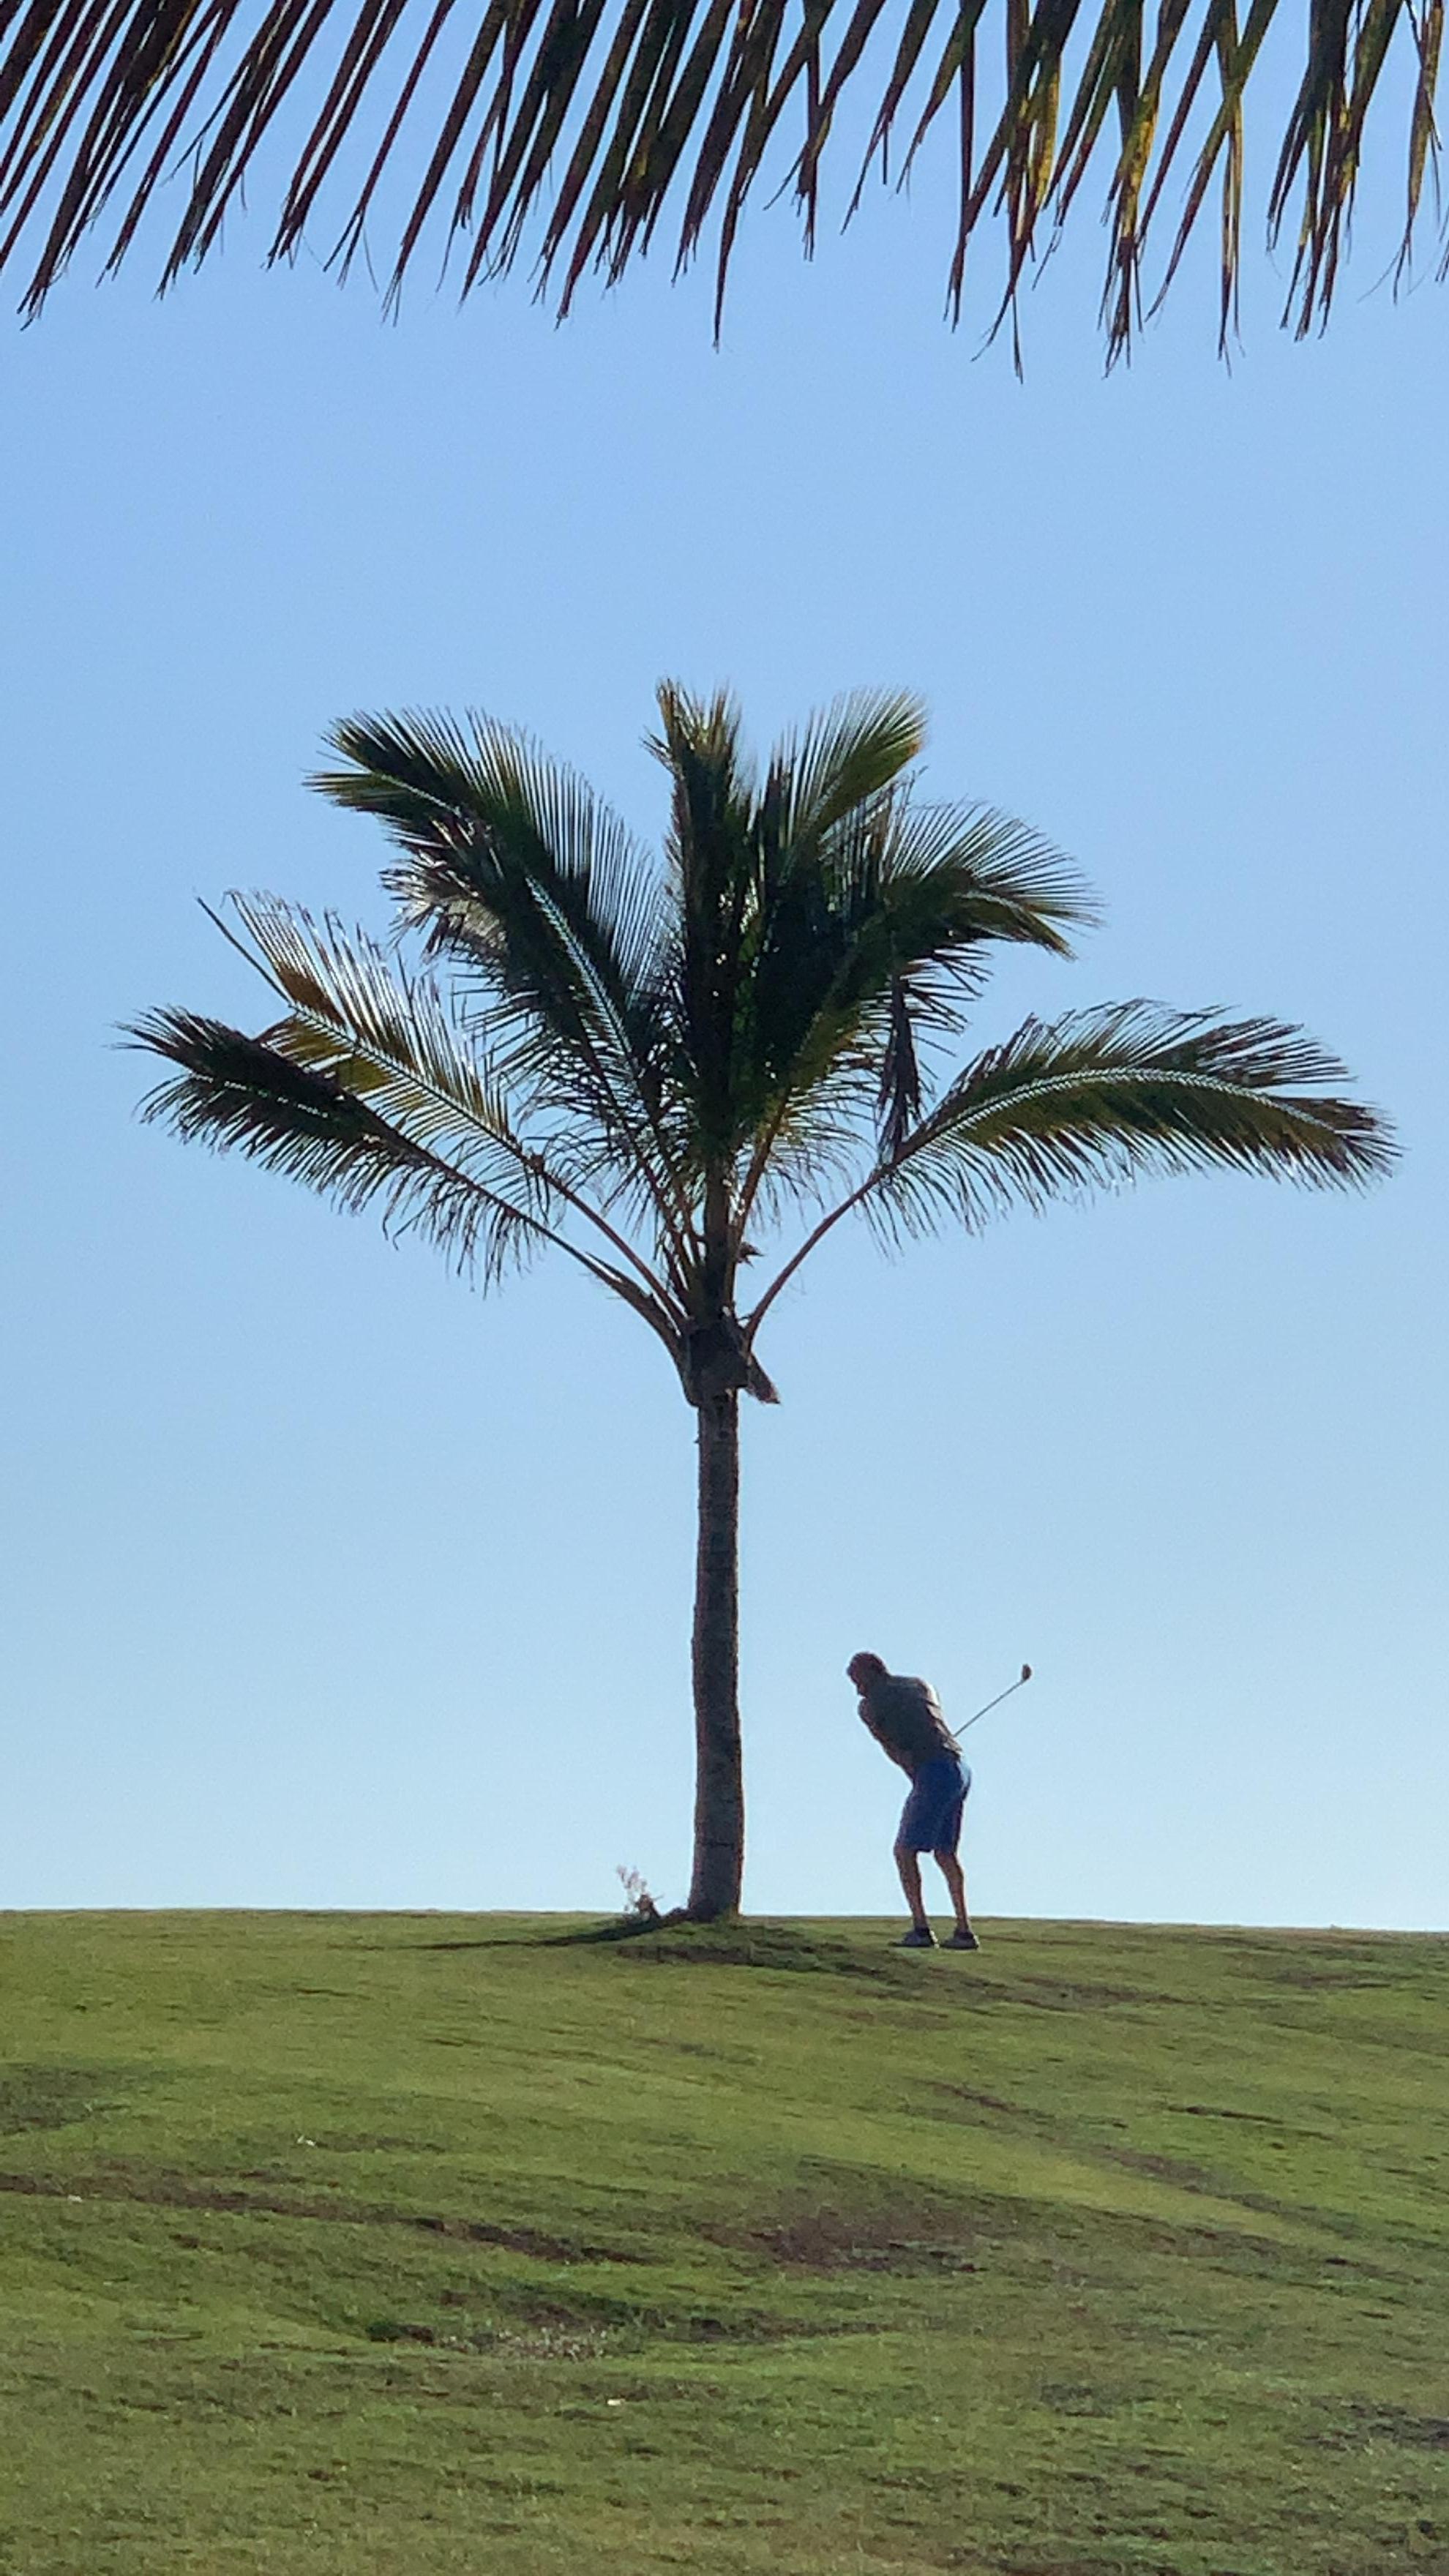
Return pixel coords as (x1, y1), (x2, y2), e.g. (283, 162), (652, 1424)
(688, 1387), (744, 1919)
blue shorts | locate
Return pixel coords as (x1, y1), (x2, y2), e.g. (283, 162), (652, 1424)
(897, 1754), (970, 1855)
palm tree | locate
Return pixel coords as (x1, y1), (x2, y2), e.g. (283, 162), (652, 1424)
(130, 686), (1392, 1916)
(1, 0), (1442, 356)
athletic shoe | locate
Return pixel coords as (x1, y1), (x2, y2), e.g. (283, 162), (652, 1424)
(897, 1926), (937, 1949)
(945, 1928), (981, 1950)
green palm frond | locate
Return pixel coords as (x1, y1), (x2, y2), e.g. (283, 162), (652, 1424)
(745, 998), (1393, 1333)
(130, 1005), (553, 1285)
(763, 689), (926, 849)
(226, 892), (548, 1188)
(646, 682), (1096, 1200)
(651, 684), (760, 1172)
(735, 785), (1094, 1207)
(315, 710), (670, 1033)
(868, 1000), (1396, 1235)
(312, 708), (693, 1258)
(132, 899), (691, 1333)
(1, 0), (1442, 354)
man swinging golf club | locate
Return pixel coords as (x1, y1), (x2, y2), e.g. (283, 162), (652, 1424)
(848, 1650), (980, 1950)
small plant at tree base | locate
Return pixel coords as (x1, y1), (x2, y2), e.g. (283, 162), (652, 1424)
(131, 685), (1394, 1920)
(617, 1867), (662, 1926)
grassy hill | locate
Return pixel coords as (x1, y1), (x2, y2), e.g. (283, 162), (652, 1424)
(2, 1910), (1445, 2575)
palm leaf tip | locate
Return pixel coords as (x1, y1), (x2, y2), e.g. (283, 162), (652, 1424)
(770, 688), (929, 834)
(128, 1004), (433, 1185)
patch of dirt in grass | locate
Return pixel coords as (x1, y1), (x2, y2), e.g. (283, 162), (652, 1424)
(1096, 2144), (1225, 2193)
(1271, 1967), (1407, 1993)
(307, 2135), (452, 2156)
(707, 2193), (982, 2275)
(993, 2562), (1109, 2576)
(0, 2165), (643, 2265)
(931, 2084), (1019, 2115)
(705, 2159), (1323, 2294)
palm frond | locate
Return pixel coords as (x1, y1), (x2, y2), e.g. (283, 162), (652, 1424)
(1, 0), (1442, 354)
(868, 1000), (1396, 1238)
(228, 890), (690, 1308)
(311, 708), (694, 1263)
(737, 788), (1094, 1194)
(878, 972), (923, 1161)
(129, 1003), (552, 1284)
(226, 890), (547, 1181)
(651, 682), (760, 1168)
(314, 709), (668, 1028)
(745, 997), (1393, 1334)
(763, 689), (926, 850)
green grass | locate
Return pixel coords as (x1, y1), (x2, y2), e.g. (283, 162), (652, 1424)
(2, 1910), (1446, 2575)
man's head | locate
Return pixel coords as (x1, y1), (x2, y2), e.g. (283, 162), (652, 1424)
(847, 1651), (888, 1692)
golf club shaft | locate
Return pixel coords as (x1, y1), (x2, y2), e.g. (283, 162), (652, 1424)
(958, 1673), (1030, 1734)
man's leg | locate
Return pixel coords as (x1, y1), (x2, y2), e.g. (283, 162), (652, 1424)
(894, 1840), (929, 1933)
(935, 1849), (971, 1934)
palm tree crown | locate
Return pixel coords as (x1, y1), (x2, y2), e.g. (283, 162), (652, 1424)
(132, 686), (1393, 1912)
(2, 0), (1444, 356)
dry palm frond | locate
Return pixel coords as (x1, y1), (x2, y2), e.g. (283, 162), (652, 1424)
(1, 0), (1442, 352)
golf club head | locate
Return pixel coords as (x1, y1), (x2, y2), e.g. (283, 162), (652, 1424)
(1020, 1663), (1032, 1682)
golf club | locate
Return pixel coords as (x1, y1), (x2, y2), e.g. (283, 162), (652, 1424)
(958, 1663), (1033, 1734)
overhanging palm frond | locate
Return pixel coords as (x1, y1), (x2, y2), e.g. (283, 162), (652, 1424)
(1, 0), (1442, 355)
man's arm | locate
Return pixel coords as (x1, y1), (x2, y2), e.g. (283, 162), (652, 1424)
(859, 1701), (913, 1775)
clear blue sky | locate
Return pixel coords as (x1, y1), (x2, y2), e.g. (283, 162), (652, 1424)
(3, 121), (1445, 1928)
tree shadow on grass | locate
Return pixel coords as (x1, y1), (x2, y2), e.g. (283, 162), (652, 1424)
(400, 1913), (910, 1974)
(551, 1915), (918, 1982)
(375, 1914), (959, 1988)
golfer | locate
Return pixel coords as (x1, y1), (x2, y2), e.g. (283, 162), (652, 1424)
(848, 1652), (980, 1950)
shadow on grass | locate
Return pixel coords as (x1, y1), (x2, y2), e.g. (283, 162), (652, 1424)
(401, 1914), (985, 1988)
(400, 1917), (682, 1955)
(551, 1916), (915, 1982)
